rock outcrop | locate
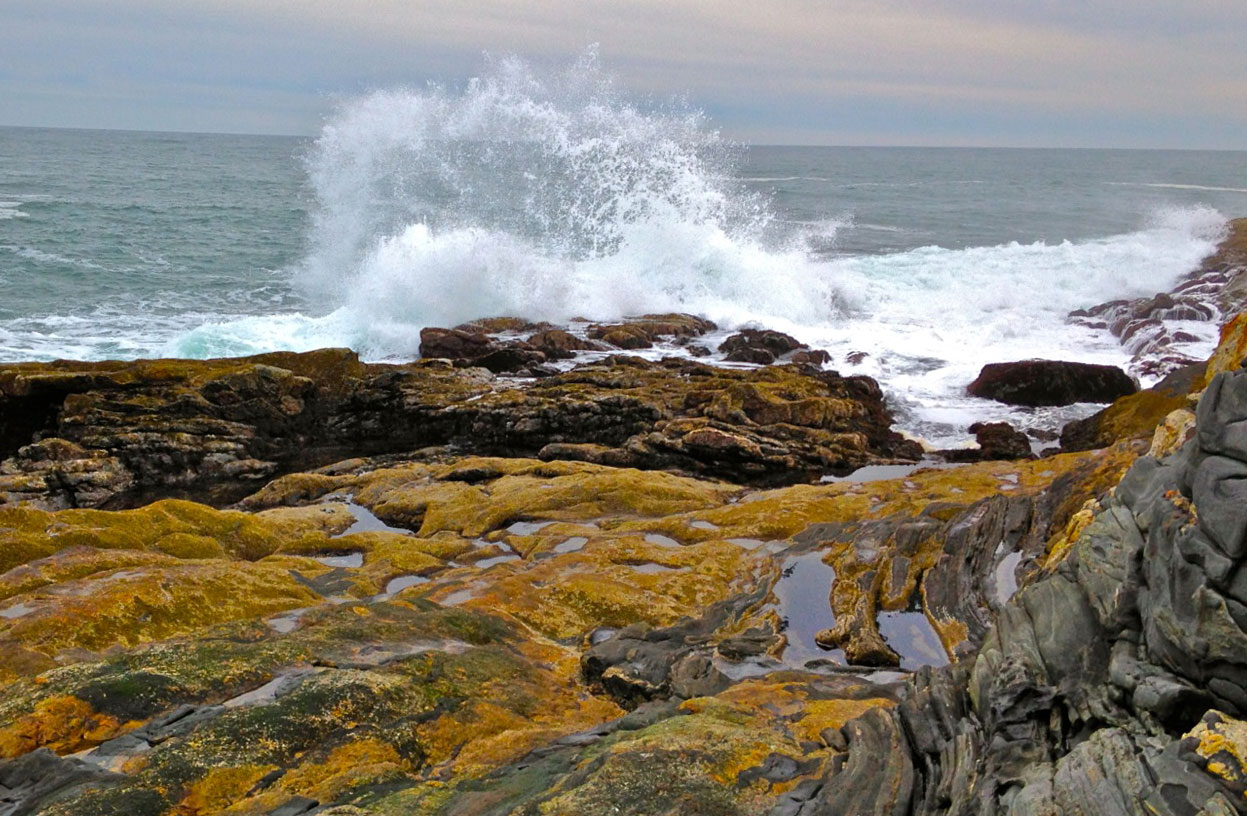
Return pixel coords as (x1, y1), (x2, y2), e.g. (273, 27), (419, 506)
(3, 276), (1247, 812)
(940, 421), (1035, 462)
(1062, 311), (1247, 453)
(773, 366), (1247, 814)
(1069, 217), (1247, 380)
(0, 352), (920, 510)
(718, 329), (827, 365)
(0, 435), (1136, 815)
(967, 358), (1138, 406)
(585, 313), (717, 350)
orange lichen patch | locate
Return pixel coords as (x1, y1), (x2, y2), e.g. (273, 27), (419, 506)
(173, 764), (278, 816)
(616, 695), (813, 794)
(0, 695), (136, 758)
(416, 677), (620, 775)
(791, 698), (896, 744)
(0, 645), (57, 686)
(1201, 311), (1247, 387)
(0, 559), (321, 658)
(674, 681), (891, 786)
(687, 681), (807, 722)
(926, 611), (971, 659)
(1187, 711), (1247, 792)
(1043, 497), (1103, 568)
(276, 739), (412, 803)
(419, 701), (532, 768)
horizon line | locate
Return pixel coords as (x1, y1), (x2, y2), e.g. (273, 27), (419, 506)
(1, 122), (1244, 153)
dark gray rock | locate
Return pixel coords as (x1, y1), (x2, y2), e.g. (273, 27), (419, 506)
(782, 358), (1247, 815)
(0, 748), (121, 816)
(1191, 454), (1247, 558)
(719, 329), (807, 364)
(1198, 370), (1247, 461)
(968, 359), (1138, 406)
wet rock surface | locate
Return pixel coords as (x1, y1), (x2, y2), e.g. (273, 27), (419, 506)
(967, 358), (1139, 406)
(777, 366), (1247, 815)
(940, 421), (1035, 462)
(3, 271), (1247, 814)
(0, 425), (1145, 815)
(1070, 217), (1247, 380)
(719, 329), (813, 365)
(0, 348), (919, 510)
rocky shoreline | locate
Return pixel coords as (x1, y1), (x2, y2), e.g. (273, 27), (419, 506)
(2, 224), (1247, 814)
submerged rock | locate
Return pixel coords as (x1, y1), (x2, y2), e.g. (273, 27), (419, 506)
(941, 421), (1035, 462)
(967, 358), (1138, 406)
(719, 329), (806, 364)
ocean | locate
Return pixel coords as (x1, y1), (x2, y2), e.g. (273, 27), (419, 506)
(2, 59), (1245, 448)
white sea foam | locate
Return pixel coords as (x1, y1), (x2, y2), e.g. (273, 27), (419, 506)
(1109, 182), (1247, 195)
(158, 53), (1235, 444)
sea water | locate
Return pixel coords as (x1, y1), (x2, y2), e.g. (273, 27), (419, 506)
(2, 54), (1245, 447)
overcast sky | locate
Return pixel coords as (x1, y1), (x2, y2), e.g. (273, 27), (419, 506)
(2, 0), (1245, 148)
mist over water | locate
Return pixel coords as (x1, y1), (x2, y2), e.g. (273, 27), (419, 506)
(246, 52), (1228, 391)
(290, 51), (823, 354)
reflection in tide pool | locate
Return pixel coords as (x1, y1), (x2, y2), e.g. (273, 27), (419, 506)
(336, 502), (414, 537)
(877, 610), (950, 670)
(772, 551), (843, 666)
(385, 574), (429, 594)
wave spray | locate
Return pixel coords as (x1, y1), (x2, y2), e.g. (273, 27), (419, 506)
(290, 49), (851, 356)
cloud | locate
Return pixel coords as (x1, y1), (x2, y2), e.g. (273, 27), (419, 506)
(1, 0), (1244, 146)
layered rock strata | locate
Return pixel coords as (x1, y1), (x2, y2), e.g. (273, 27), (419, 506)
(774, 367), (1247, 815)
(1069, 217), (1247, 380)
(0, 352), (920, 510)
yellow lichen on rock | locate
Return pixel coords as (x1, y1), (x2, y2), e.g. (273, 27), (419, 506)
(1201, 312), (1247, 387)
(690, 678), (895, 749)
(617, 452), (1114, 546)
(430, 534), (759, 640)
(1187, 711), (1247, 793)
(275, 739), (412, 804)
(413, 465), (738, 538)
(174, 764), (279, 816)
(0, 559), (322, 658)
(0, 694), (136, 758)
(1148, 408), (1198, 458)
(1043, 497), (1103, 568)
(0, 499), (342, 573)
